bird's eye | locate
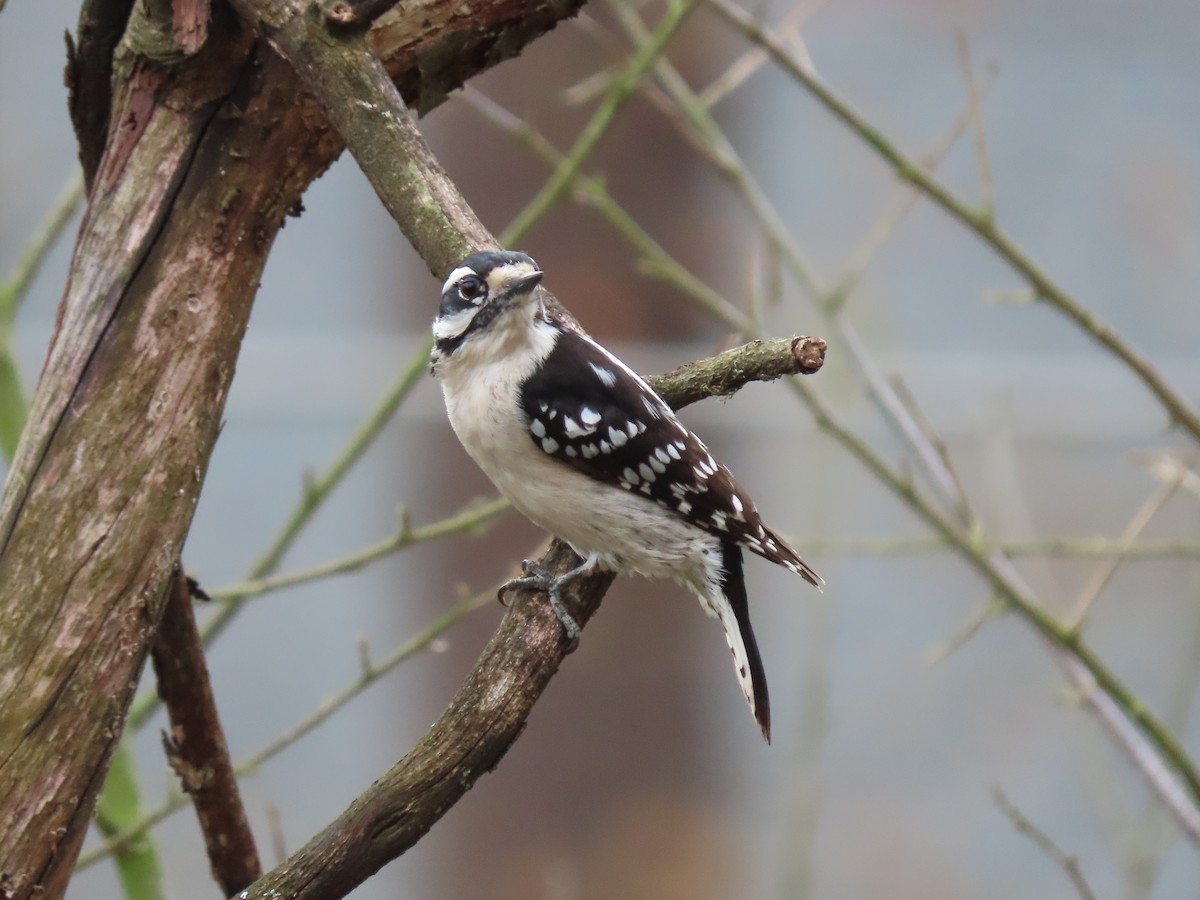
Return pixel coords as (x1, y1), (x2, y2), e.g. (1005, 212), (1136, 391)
(458, 276), (486, 302)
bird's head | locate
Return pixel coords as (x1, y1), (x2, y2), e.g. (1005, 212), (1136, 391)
(431, 250), (545, 367)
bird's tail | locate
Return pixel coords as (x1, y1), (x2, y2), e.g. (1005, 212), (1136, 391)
(710, 541), (771, 742)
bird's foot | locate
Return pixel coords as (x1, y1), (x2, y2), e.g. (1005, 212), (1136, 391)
(500, 559), (582, 653)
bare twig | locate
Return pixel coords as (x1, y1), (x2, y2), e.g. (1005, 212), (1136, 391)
(607, 0), (990, 526)
(993, 787), (1099, 900)
(922, 599), (1005, 665)
(210, 497), (509, 602)
(954, 31), (995, 217)
(1067, 470), (1184, 629)
(699, 0), (824, 107)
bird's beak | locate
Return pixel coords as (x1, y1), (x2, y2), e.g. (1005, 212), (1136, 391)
(512, 270), (544, 293)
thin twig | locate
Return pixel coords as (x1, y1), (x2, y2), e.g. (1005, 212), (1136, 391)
(0, 168), (86, 325)
(992, 787), (1099, 900)
(922, 599), (1005, 665)
(1058, 649), (1200, 847)
(698, 0), (824, 108)
(503, 0), (696, 243)
(1067, 470), (1184, 629)
(608, 0), (988, 525)
(791, 378), (1200, 818)
(954, 31), (995, 217)
(210, 497), (509, 602)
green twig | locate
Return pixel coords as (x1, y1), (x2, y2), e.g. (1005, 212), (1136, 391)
(0, 169), (85, 325)
(0, 169), (86, 460)
(706, 0), (1200, 446)
(502, 0), (696, 243)
(210, 497), (509, 601)
(992, 787), (1098, 900)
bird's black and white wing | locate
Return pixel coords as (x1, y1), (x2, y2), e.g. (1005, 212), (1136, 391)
(518, 327), (821, 587)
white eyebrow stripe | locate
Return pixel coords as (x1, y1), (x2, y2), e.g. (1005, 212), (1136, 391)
(441, 266), (476, 295)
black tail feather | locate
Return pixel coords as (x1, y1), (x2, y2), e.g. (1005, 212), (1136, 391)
(721, 541), (771, 742)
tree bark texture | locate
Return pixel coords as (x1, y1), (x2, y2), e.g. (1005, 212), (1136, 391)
(0, 0), (584, 895)
(150, 573), (261, 895)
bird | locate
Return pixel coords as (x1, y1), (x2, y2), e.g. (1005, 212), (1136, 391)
(430, 249), (821, 740)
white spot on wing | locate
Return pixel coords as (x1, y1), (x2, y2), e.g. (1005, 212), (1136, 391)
(608, 426), (628, 447)
(530, 418), (546, 438)
(542, 437), (559, 454)
(638, 462), (656, 482)
(589, 362), (618, 387)
(581, 408), (601, 425)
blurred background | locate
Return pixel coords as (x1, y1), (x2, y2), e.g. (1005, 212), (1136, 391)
(3, 0), (1200, 897)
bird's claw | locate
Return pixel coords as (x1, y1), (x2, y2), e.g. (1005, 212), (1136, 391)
(499, 561), (581, 653)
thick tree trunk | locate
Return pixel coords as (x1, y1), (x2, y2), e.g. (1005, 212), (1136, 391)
(0, 1), (582, 895)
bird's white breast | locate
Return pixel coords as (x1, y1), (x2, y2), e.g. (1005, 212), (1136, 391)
(436, 313), (718, 593)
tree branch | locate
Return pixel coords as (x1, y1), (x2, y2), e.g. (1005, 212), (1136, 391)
(151, 570), (261, 896)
